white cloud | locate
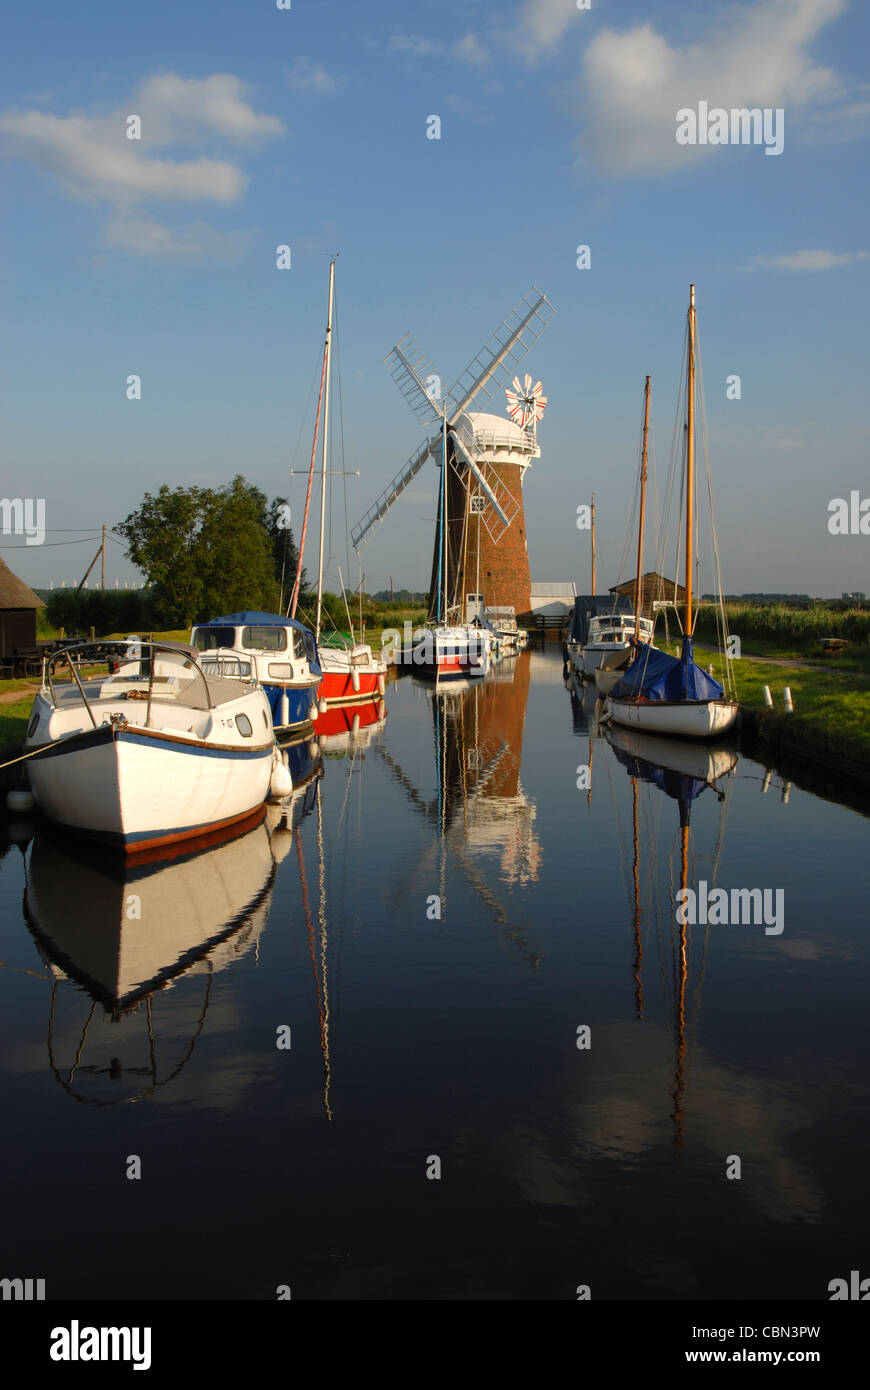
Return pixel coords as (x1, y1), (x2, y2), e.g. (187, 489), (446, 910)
(133, 73), (283, 146)
(287, 58), (339, 94)
(514, 0), (580, 55)
(0, 73), (283, 260)
(750, 248), (870, 270)
(455, 33), (489, 66)
(578, 0), (846, 174)
(104, 213), (253, 263)
(1, 110), (247, 202)
(388, 35), (445, 58)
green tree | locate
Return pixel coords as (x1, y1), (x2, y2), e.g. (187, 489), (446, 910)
(117, 477), (281, 626)
(266, 495), (308, 608)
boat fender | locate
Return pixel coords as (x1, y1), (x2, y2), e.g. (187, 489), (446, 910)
(270, 763), (293, 799)
(352, 714), (361, 733)
(309, 704), (319, 723)
(351, 667), (361, 693)
(281, 691), (290, 727)
(6, 787), (35, 814)
(318, 697), (328, 715)
(377, 673), (385, 695)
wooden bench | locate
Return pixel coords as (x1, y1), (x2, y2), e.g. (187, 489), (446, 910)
(14, 647), (43, 677)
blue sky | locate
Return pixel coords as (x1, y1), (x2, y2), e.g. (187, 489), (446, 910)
(1, 0), (868, 598)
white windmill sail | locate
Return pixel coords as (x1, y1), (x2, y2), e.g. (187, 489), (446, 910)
(351, 287), (556, 551)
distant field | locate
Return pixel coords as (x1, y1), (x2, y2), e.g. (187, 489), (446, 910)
(691, 601), (870, 672)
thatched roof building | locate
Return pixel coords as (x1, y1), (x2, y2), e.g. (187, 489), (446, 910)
(0, 556), (45, 666)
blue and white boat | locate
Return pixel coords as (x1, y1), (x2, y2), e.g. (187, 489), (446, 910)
(190, 612), (323, 736)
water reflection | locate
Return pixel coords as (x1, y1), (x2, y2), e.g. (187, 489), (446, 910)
(380, 653), (542, 965)
(20, 754), (322, 1106)
(602, 722), (737, 1150)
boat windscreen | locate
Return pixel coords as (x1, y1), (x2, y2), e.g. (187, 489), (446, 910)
(192, 626), (235, 651)
(242, 626), (288, 652)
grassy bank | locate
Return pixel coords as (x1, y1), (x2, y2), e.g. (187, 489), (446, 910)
(660, 638), (870, 772)
(692, 601), (870, 672)
(0, 696), (35, 750)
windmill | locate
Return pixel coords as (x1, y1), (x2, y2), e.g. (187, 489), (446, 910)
(350, 287), (556, 622)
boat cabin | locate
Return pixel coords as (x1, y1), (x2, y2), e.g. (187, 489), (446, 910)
(190, 611), (323, 734)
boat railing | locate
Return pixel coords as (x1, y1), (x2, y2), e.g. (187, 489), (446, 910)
(198, 649), (253, 680)
(42, 640), (219, 729)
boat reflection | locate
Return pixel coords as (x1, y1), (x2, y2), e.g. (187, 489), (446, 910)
(602, 721), (737, 1150)
(315, 696), (387, 754)
(22, 757), (323, 1105)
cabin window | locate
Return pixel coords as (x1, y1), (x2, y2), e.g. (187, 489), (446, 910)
(242, 626), (287, 652)
(27, 709), (40, 737)
(193, 626), (235, 651)
(304, 634), (318, 665)
(293, 630), (306, 658)
(235, 713), (253, 738)
(268, 663), (294, 679)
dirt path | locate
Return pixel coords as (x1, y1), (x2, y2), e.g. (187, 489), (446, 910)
(692, 641), (870, 680)
(0, 684), (38, 704)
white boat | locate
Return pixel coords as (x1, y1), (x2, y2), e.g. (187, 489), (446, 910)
(412, 624), (489, 682)
(24, 641), (288, 852)
(484, 605), (521, 653)
(191, 611), (323, 734)
(581, 612), (655, 676)
(605, 287), (739, 741)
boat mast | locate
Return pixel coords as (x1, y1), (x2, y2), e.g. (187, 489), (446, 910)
(441, 408), (448, 624)
(315, 258), (336, 644)
(634, 376), (650, 623)
(685, 286), (695, 639)
(590, 494), (596, 593)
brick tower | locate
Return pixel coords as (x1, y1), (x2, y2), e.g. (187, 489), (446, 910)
(428, 403), (543, 622)
(350, 289), (555, 600)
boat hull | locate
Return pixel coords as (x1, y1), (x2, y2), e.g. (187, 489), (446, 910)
(263, 680), (320, 733)
(27, 724), (275, 852)
(604, 696), (739, 740)
(412, 628), (489, 682)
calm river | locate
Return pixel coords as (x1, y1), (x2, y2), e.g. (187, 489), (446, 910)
(0, 648), (867, 1300)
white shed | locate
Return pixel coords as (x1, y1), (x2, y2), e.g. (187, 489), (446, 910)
(529, 581), (577, 617)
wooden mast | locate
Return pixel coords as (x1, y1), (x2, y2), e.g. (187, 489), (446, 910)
(315, 258), (336, 644)
(634, 377), (650, 622)
(590, 494), (596, 594)
(684, 286), (696, 639)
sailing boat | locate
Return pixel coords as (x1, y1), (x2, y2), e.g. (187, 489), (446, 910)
(292, 259), (387, 707)
(594, 376), (657, 694)
(605, 287), (738, 739)
(412, 412), (490, 682)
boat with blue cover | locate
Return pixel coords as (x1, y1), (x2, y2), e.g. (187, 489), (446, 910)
(605, 287), (738, 740)
(190, 612), (323, 736)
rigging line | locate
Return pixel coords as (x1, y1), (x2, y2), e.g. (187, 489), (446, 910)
(290, 336), (329, 618)
(334, 289), (351, 591)
(696, 335), (735, 697)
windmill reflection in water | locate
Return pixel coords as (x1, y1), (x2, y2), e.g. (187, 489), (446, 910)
(378, 651), (543, 968)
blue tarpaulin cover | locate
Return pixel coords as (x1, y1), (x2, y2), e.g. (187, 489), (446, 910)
(567, 594), (632, 646)
(610, 635), (724, 703)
